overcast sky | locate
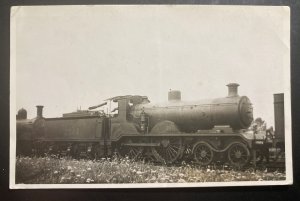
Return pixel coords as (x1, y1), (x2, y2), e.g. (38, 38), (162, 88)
(12, 5), (290, 127)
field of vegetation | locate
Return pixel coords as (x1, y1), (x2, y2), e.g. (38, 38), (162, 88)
(15, 156), (286, 184)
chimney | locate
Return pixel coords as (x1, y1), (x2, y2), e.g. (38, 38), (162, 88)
(36, 105), (44, 118)
(226, 83), (239, 97)
(274, 93), (284, 139)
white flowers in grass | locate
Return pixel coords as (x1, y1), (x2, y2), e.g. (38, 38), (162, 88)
(16, 156), (286, 184)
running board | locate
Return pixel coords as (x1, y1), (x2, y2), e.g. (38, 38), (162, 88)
(122, 143), (160, 147)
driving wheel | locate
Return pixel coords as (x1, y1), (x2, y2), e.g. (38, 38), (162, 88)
(151, 137), (184, 164)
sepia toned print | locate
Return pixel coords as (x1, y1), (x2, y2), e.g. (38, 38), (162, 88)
(10, 5), (292, 188)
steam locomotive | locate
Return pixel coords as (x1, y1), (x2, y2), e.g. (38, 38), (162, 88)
(16, 83), (285, 168)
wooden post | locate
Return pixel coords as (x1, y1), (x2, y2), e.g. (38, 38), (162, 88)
(252, 149), (257, 170)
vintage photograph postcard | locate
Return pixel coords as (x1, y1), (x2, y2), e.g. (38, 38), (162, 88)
(10, 5), (292, 188)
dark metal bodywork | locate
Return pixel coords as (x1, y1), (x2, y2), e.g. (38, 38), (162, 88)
(42, 116), (103, 140)
(130, 96), (253, 132)
(17, 84), (285, 167)
(16, 117), (45, 154)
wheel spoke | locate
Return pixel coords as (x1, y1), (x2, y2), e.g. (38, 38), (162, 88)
(169, 146), (178, 155)
(166, 148), (172, 159)
(151, 138), (184, 164)
(193, 142), (214, 166)
(228, 143), (250, 168)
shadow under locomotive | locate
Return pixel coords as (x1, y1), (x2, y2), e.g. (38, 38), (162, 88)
(16, 83), (285, 169)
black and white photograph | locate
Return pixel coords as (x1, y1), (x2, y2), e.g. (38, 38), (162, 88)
(10, 5), (292, 188)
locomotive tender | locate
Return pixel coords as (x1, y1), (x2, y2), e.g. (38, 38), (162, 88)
(16, 83), (284, 168)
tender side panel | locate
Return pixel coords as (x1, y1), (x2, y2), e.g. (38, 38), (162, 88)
(44, 117), (102, 140)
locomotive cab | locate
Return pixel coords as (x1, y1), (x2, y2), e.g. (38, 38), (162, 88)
(107, 95), (150, 140)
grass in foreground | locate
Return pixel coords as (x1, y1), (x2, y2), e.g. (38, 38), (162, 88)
(16, 156), (286, 184)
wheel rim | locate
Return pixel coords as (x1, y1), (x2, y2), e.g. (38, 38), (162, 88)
(228, 143), (250, 168)
(151, 138), (184, 164)
(193, 142), (214, 166)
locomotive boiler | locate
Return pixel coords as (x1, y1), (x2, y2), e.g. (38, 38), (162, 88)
(16, 83), (284, 168)
(130, 83), (253, 133)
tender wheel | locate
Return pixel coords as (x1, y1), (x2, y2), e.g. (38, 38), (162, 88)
(151, 137), (184, 164)
(227, 143), (250, 168)
(193, 142), (214, 166)
(121, 146), (143, 160)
